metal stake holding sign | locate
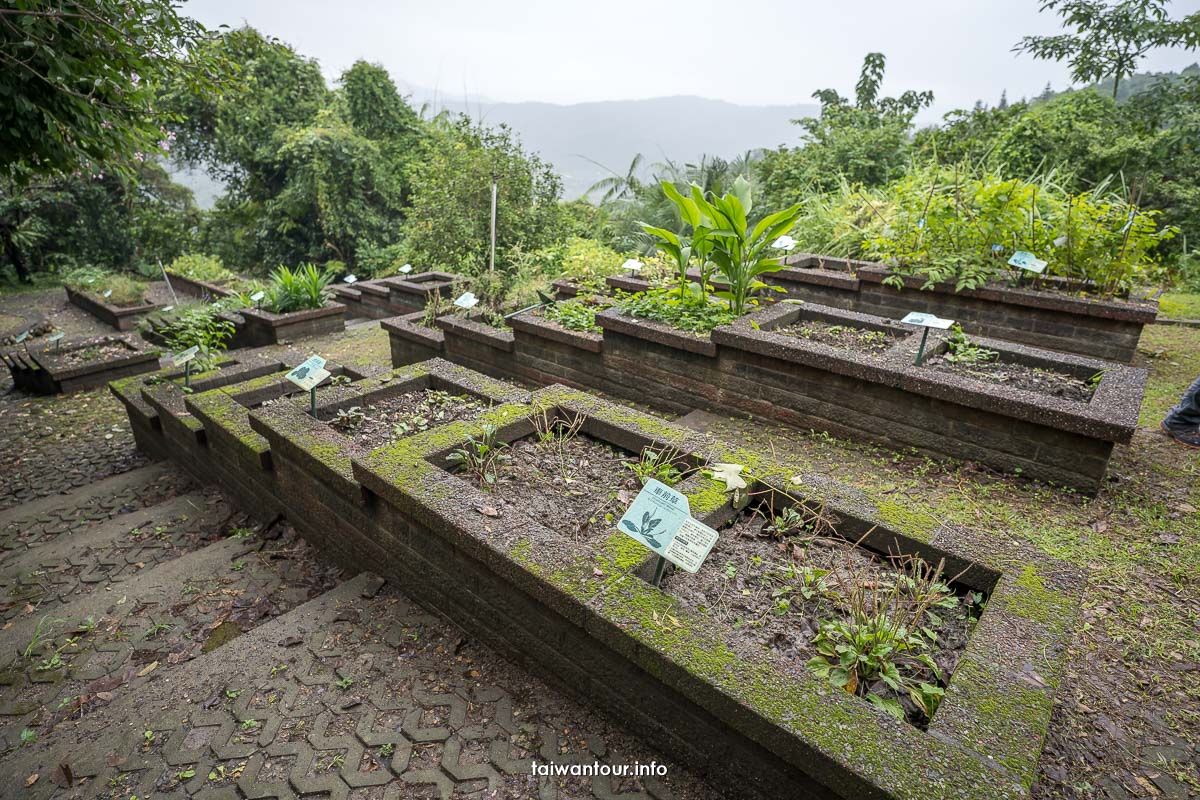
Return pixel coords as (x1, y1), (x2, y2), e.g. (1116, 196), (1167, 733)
(617, 479), (720, 587)
(173, 345), (199, 388)
(285, 355), (329, 416)
(47, 332), (65, 351)
(900, 312), (955, 366)
(503, 290), (558, 320)
(250, 290), (265, 311)
(158, 258), (179, 304)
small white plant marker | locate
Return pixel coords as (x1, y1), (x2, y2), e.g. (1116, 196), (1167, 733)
(102, 289), (113, 298)
(173, 345), (200, 387)
(621, 259), (643, 275)
(344, 274), (357, 284)
(162, 305), (174, 313)
(453, 291), (479, 310)
(48, 331), (65, 350)
(772, 235), (797, 251)
(399, 264), (413, 274)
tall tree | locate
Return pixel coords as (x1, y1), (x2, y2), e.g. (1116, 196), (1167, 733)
(1014, 0), (1200, 99)
(0, 0), (221, 182)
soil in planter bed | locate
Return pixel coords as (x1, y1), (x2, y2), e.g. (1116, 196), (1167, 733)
(925, 354), (1096, 402)
(776, 320), (898, 355)
(49, 340), (133, 366)
(321, 388), (489, 453)
(448, 430), (653, 548)
(661, 501), (980, 728)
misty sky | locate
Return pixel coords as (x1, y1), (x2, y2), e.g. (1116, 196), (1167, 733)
(187, 0), (1200, 116)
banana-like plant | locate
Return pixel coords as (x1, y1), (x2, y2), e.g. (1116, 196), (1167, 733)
(641, 178), (802, 315)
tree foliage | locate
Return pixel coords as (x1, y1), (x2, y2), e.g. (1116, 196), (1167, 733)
(0, 0), (222, 181)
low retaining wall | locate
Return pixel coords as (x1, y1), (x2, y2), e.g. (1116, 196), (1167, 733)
(2, 334), (159, 394)
(228, 302), (346, 348)
(392, 301), (1144, 490)
(381, 312), (444, 365)
(165, 273), (235, 300)
(121, 361), (1081, 800)
(383, 270), (468, 312)
(65, 286), (161, 331)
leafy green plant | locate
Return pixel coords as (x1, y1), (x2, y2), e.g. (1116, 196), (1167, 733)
(942, 325), (998, 365)
(446, 424), (510, 488)
(167, 254), (236, 283)
(63, 266), (148, 306)
(542, 298), (602, 333)
(264, 263), (334, 313)
(618, 288), (737, 334)
(627, 446), (685, 486)
(147, 303), (236, 371)
(330, 406), (366, 430)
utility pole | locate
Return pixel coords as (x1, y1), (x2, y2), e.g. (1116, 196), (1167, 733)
(489, 172), (498, 273)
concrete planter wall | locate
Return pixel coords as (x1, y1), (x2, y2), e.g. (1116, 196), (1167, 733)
(383, 270), (468, 312)
(434, 313), (515, 381)
(125, 363), (1081, 800)
(165, 273), (235, 300)
(65, 286), (161, 331)
(390, 301), (1145, 490)
(2, 334), (159, 394)
(380, 311), (444, 366)
(228, 302), (346, 348)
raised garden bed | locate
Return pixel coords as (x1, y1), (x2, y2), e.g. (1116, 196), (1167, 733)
(2, 334), (159, 394)
(383, 270), (469, 312)
(110, 355), (287, 461)
(165, 272), (235, 300)
(123, 373), (1079, 800)
(381, 311), (445, 366)
(65, 285), (162, 331)
(392, 298), (1144, 489)
(227, 302), (346, 348)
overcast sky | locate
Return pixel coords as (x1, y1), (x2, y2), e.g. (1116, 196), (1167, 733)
(186, 0), (1200, 115)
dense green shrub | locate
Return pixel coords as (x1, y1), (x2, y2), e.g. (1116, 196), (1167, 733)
(167, 254), (236, 283)
(263, 263), (333, 313)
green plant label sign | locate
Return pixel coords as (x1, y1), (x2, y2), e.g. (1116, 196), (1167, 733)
(172, 345), (199, 366)
(47, 332), (65, 342)
(344, 274), (357, 284)
(617, 479), (719, 573)
(900, 312), (954, 329)
(1007, 250), (1048, 274)
(285, 355), (328, 391)
(14, 330), (28, 343)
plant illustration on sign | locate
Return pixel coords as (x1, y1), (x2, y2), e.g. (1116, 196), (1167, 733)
(622, 509), (665, 548)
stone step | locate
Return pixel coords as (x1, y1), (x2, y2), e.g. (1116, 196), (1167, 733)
(3, 572), (716, 800)
(0, 490), (227, 621)
(0, 518), (342, 751)
(0, 462), (194, 559)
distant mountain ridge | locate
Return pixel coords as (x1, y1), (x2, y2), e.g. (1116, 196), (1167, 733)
(413, 93), (820, 199)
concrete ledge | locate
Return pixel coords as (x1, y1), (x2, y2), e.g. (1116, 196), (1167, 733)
(65, 286), (161, 331)
(3, 334), (160, 394)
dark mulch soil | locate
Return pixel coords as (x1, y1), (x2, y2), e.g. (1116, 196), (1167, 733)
(777, 320), (899, 354)
(662, 502), (979, 727)
(926, 355), (1095, 401)
(322, 389), (488, 452)
(51, 341), (133, 367)
(457, 433), (644, 547)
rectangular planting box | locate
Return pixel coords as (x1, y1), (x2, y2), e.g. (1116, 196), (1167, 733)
(109, 355), (286, 462)
(509, 302), (606, 390)
(114, 354), (1079, 800)
(435, 312), (516, 381)
(165, 273), (235, 300)
(2, 334), (159, 394)
(852, 262), (1156, 363)
(342, 385), (1080, 800)
(381, 311), (445, 366)
(383, 270), (469, 312)
(65, 286), (162, 331)
(229, 302), (347, 348)
(244, 359), (529, 571)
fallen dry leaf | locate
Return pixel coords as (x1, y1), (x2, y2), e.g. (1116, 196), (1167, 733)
(137, 661), (159, 677)
(25, 774), (37, 787)
(476, 505), (501, 518)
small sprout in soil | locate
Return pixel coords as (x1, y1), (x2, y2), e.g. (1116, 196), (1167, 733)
(329, 374), (352, 386)
(56, 695), (77, 710)
(1087, 369), (1106, 389)
(943, 324), (997, 365)
(19, 728), (36, 745)
(177, 769), (196, 781)
(227, 526), (255, 539)
(270, 663), (288, 676)
(145, 620), (173, 639)
(336, 677), (354, 690)
(530, 408), (584, 444)
(232, 560), (246, 572)
(240, 719), (258, 731)
(331, 406), (367, 430)
(78, 615), (97, 633)
(144, 729), (156, 744)
(628, 446), (685, 487)
(225, 688), (240, 699)
(379, 743), (396, 757)
(446, 424), (510, 488)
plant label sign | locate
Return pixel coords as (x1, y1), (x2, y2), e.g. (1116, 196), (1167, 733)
(399, 263), (413, 274)
(250, 290), (266, 303)
(618, 479), (719, 574)
(621, 258), (643, 274)
(344, 274), (357, 284)
(285, 355), (328, 391)
(453, 291), (479, 309)
(172, 345), (199, 366)
(1007, 250), (1047, 274)
(47, 332), (65, 342)
(900, 312), (954, 330)
(14, 330), (28, 343)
